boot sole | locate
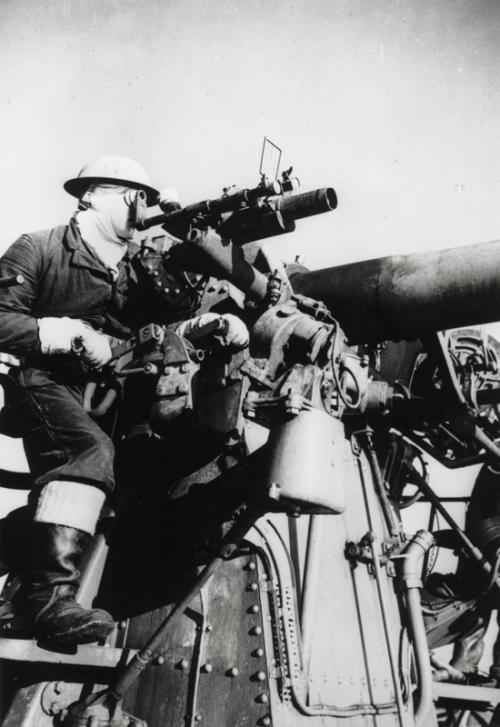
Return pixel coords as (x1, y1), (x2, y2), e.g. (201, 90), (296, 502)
(37, 619), (114, 645)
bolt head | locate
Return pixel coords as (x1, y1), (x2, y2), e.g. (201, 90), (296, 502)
(256, 693), (269, 704)
(249, 604), (259, 614)
(179, 658), (189, 670)
(261, 718), (271, 726)
(194, 714), (202, 722)
(49, 701), (62, 715)
(229, 667), (239, 677)
(253, 648), (264, 657)
(256, 670), (266, 681)
(250, 626), (263, 636)
(201, 662), (213, 673)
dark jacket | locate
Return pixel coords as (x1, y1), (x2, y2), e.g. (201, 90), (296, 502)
(0, 217), (143, 359)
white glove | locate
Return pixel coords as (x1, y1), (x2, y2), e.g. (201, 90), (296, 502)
(38, 317), (88, 355)
(175, 312), (249, 350)
(76, 327), (113, 368)
(38, 317), (113, 368)
(220, 313), (249, 349)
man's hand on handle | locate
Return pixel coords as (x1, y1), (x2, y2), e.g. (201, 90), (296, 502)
(38, 317), (113, 368)
(175, 312), (249, 350)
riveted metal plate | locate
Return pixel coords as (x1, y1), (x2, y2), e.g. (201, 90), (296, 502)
(191, 553), (272, 726)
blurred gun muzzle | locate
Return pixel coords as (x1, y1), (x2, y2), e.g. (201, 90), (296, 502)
(276, 187), (337, 219)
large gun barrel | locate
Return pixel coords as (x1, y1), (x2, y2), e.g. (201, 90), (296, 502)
(289, 239), (500, 343)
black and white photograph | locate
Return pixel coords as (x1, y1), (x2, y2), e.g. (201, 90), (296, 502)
(1, 2), (500, 725)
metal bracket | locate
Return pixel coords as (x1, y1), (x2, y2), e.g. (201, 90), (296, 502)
(41, 681), (70, 718)
(345, 533), (402, 576)
(350, 431), (363, 457)
(269, 664), (287, 680)
(259, 579), (276, 593)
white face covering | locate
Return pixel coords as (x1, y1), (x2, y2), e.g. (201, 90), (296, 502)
(76, 185), (138, 274)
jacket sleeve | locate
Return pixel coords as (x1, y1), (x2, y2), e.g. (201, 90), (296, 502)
(0, 235), (42, 356)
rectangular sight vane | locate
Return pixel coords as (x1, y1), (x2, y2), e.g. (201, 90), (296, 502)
(260, 137), (282, 182)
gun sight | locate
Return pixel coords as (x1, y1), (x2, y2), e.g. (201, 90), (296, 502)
(135, 178), (298, 232)
(135, 179), (336, 245)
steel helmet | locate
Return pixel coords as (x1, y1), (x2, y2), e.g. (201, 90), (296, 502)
(64, 155), (159, 206)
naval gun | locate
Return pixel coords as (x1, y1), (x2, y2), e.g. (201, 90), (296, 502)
(59, 237), (500, 727)
(3, 144), (500, 727)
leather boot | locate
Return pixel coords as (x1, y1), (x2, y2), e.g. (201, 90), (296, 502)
(19, 522), (114, 644)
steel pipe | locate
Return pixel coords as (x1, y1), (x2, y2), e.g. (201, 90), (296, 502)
(299, 514), (324, 679)
(400, 530), (435, 727)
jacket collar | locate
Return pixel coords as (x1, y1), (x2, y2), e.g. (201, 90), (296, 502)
(64, 216), (133, 279)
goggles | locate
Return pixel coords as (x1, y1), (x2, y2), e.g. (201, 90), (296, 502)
(79, 184), (144, 210)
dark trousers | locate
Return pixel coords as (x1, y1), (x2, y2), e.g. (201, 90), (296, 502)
(16, 365), (115, 495)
